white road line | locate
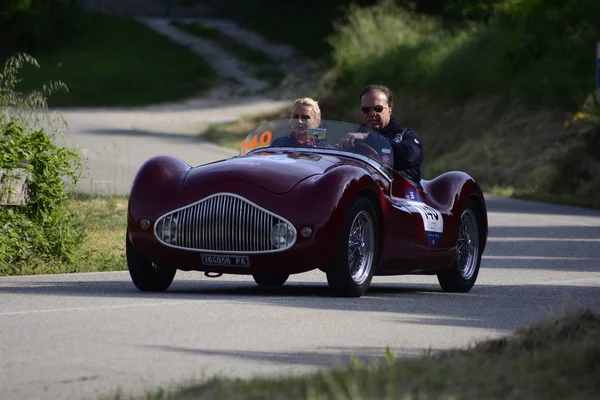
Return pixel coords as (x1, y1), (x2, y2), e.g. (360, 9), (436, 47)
(478, 277), (600, 287)
(0, 300), (197, 317)
(483, 256), (600, 260)
(488, 237), (600, 242)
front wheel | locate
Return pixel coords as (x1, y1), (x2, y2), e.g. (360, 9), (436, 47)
(252, 272), (289, 287)
(326, 196), (379, 297)
(126, 235), (176, 292)
(437, 199), (482, 292)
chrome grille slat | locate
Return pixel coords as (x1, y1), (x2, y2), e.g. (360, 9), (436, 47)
(154, 193), (296, 253)
(200, 200), (207, 250)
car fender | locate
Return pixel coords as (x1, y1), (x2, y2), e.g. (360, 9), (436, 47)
(291, 164), (388, 261)
(128, 155), (191, 238)
(422, 171), (488, 252)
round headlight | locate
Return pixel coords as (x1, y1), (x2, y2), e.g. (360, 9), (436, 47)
(157, 215), (178, 245)
(270, 222), (296, 249)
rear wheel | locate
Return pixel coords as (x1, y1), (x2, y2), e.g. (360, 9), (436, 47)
(326, 196), (378, 297)
(437, 199), (482, 292)
(126, 235), (176, 292)
(252, 273), (289, 287)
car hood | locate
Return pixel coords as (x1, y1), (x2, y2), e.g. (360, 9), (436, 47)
(184, 152), (344, 194)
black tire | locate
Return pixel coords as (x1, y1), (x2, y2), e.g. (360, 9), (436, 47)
(252, 273), (289, 287)
(126, 235), (176, 292)
(437, 199), (482, 293)
(326, 196), (379, 297)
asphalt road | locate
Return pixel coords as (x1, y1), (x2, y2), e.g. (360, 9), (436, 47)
(51, 97), (287, 195)
(1, 106), (600, 399)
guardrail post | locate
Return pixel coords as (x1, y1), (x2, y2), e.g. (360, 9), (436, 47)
(0, 168), (29, 206)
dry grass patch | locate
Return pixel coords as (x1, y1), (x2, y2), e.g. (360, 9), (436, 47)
(201, 107), (289, 151)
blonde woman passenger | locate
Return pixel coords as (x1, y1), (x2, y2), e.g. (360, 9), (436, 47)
(270, 97), (330, 148)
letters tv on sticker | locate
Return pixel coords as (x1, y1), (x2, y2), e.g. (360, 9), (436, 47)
(409, 202), (444, 247)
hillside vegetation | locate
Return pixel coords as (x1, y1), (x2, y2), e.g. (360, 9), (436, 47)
(318, 0), (600, 205)
(200, 0), (600, 206)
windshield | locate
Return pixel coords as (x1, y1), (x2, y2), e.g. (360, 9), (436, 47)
(240, 119), (394, 169)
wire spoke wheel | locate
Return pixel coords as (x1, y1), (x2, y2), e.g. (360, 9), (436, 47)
(456, 209), (479, 280)
(348, 210), (375, 285)
(326, 197), (379, 297)
(437, 199), (483, 293)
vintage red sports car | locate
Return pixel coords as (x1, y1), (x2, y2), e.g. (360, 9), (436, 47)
(126, 119), (488, 297)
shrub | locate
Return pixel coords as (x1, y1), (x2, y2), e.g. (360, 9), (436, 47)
(549, 95), (600, 204)
(0, 53), (84, 273)
(325, 0), (600, 109)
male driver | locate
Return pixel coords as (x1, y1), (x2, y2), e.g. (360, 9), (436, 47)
(340, 84), (424, 183)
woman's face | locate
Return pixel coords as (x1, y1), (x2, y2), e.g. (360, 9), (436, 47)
(290, 104), (319, 139)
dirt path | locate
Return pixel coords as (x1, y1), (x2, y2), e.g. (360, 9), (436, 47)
(137, 18), (271, 96)
(134, 15), (317, 105)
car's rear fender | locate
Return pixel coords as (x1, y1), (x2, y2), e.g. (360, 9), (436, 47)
(422, 171), (488, 253)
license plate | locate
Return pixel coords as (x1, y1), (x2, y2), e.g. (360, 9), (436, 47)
(201, 254), (250, 267)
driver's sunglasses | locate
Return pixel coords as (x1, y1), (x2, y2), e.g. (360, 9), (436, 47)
(360, 105), (388, 113)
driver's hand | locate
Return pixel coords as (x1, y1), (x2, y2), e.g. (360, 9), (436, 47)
(338, 132), (368, 149)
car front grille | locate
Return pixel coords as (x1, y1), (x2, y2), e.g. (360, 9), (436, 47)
(154, 193), (296, 253)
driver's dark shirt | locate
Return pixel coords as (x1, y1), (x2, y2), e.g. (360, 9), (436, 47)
(364, 119), (424, 183)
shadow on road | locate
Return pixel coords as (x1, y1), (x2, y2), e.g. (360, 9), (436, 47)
(1, 276), (596, 332)
(84, 128), (212, 143)
(142, 344), (431, 367)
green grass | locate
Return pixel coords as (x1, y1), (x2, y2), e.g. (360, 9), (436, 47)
(11, 195), (128, 276)
(104, 308), (600, 399)
(11, 12), (219, 108)
(172, 22), (285, 84)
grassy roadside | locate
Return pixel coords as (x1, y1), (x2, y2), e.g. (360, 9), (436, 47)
(8, 196), (128, 276)
(12, 12), (219, 108)
(200, 107), (288, 150)
(106, 308), (599, 399)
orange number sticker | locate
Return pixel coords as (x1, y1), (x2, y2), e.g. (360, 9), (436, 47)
(259, 131), (272, 146)
(241, 131), (272, 155)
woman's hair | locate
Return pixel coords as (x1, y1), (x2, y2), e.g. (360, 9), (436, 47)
(292, 97), (321, 120)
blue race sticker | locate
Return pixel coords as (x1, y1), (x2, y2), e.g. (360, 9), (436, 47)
(404, 188), (420, 201)
(426, 231), (442, 247)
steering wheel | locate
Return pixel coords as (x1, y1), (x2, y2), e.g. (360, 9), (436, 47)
(354, 141), (382, 162)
